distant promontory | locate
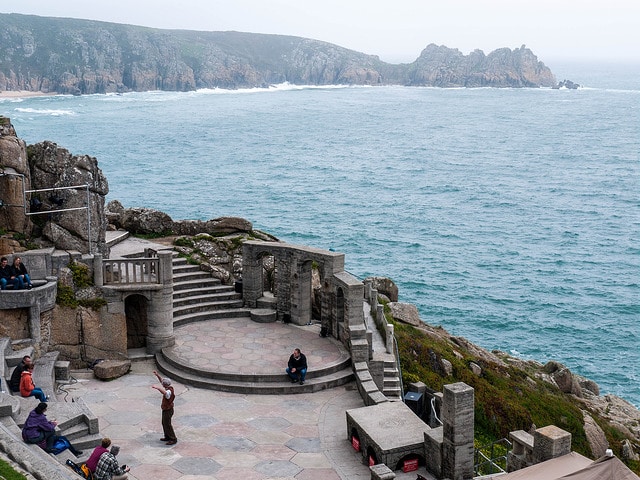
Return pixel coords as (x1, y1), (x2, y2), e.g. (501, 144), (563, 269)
(0, 13), (560, 95)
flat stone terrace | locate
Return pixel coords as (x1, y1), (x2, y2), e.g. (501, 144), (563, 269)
(167, 318), (345, 376)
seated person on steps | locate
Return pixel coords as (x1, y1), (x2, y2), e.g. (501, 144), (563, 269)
(20, 363), (47, 402)
(9, 355), (31, 393)
(286, 348), (308, 385)
(95, 444), (130, 480)
(22, 402), (83, 456)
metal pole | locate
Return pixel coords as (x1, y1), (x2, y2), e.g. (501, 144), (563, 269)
(86, 184), (92, 255)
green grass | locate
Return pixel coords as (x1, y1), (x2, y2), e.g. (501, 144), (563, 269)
(0, 458), (27, 480)
(394, 321), (601, 461)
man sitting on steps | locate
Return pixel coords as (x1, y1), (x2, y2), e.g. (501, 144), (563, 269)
(286, 348), (308, 385)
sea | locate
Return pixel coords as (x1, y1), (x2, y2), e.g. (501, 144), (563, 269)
(2, 61), (638, 408)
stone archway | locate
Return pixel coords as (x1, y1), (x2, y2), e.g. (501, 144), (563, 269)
(124, 294), (148, 349)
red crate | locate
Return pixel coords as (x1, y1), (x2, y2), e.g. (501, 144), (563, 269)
(403, 458), (419, 472)
(351, 436), (360, 452)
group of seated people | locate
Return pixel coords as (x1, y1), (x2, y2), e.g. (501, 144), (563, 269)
(9, 355), (48, 402)
(0, 256), (33, 290)
(13, 356), (130, 479)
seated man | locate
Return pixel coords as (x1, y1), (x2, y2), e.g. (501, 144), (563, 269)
(286, 348), (308, 385)
(95, 444), (130, 480)
(9, 355), (31, 393)
(0, 257), (18, 290)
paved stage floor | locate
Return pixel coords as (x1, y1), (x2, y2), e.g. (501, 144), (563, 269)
(53, 317), (432, 479)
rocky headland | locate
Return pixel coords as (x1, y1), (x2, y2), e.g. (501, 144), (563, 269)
(0, 118), (637, 472)
(0, 13), (565, 94)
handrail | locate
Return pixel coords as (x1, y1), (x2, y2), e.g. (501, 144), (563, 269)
(392, 333), (404, 401)
(103, 257), (160, 285)
(474, 438), (512, 476)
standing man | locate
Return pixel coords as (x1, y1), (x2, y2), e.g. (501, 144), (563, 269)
(9, 355), (31, 393)
(152, 371), (177, 445)
(286, 348), (308, 385)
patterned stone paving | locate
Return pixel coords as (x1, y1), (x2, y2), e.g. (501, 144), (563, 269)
(168, 318), (346, 375)
(64, 361), (363, 479)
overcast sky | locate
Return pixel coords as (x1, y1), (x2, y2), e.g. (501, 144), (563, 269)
(3, 0), (638, 64)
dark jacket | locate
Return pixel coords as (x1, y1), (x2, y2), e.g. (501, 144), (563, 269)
(0, 264), (12, 280)
(22, 409), (55, 442)
(9, 362), (28, 392)
(288, 352), (307, 371)
(11, 262), (28, 277)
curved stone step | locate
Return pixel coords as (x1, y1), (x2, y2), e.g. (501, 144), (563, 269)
(172, 285), (236, 300)
(172, 277), (222, 291)
(173, 308), (252, 326)
(250, 309), (277, 323)
(173, 291), (240, 308)
(173, 299), (244, 317)
(155, 353), (354, 395)
(160, 344), (351, 383)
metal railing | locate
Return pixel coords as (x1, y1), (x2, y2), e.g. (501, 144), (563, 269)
(474, 438), (512, 476)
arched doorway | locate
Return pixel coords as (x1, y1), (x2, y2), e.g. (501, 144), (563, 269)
(124, 294), (148, 349)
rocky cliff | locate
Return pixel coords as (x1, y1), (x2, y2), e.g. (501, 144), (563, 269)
(0, 13), (558, 94)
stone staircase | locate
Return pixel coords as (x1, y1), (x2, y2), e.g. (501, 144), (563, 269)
(171, 256), (250, 326)
(382, 358), (403, 400)
(156, 256), (354, 394)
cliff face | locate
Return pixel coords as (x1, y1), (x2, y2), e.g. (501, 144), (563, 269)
(0, 13), (556, 93)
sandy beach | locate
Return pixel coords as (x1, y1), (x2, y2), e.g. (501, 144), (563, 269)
(0, 90), (54, 99)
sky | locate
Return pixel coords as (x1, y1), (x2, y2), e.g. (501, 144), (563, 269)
(2, 0), (639, 65)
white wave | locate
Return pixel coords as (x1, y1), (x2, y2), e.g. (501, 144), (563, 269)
(195, 82), (356, 95)
(13, 107), (75, 116)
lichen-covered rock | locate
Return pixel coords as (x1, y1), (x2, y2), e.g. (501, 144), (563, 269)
(365, 276), (399, 302)
(582, 410), (609, 457)
(388, 302), (421, 326)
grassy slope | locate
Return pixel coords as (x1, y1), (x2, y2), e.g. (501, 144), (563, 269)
(392, 318), (640, 474)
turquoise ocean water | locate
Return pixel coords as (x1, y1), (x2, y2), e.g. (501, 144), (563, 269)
(3, 62), (639, 407)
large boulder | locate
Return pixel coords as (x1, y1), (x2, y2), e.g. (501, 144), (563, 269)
(28, 141), (109, 255)
(388, 302), (421, 326)
(365, 276), (399, 302)
(93, 359), (131, 380)
(174, 217), (253, 235)
(119, 207), (174, 235)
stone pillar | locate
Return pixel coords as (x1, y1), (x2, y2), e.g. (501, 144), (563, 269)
(28, 304), (42, 343)
(386, 322), (394, 354)
(441, 382), (474, 480)
(146, 252), (175, 353)
(533, 425), (571, 463)
(93, 253), (103, 287)
(241, 243), (263, 307)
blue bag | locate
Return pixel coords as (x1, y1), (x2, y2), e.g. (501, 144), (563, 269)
(49, 435), (71, 454)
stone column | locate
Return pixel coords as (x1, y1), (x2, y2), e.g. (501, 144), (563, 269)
(533, 425), (571, 463)
(146, 252), (174, 353)
(442, 382), (474, 480)
(93, 253), (103, 287)
(241, 243), (262, 307)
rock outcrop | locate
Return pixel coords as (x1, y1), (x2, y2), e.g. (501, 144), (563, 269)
(106, 200), (255, 237)
(28, 141), (109, 255)
(0, 13), (559, 93)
